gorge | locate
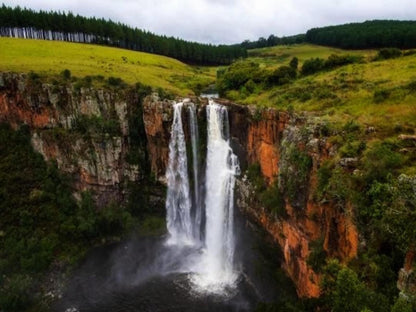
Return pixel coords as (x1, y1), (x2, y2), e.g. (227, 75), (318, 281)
(0, 72), (414, 310)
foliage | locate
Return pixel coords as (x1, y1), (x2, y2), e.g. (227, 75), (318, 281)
(289, 57), (299, 70)
(73, 114), (121, 137)
(241, 34), (306, 50)
(324, 54), (359, 69)
(216, 60), (264, 95)
(260, 181), (286, 218)
(0, 123), (157, 311)
(373, 89), (390, 103)
(376, 48), (402, 60)
(61, 68), (71, 80)
(301, 58), (325, 75)
(267, 65), (296, 86)
(382, 175), (416, 253)
(279, 143), (312, 211)
(0, 4), (246, 65)
(307, 237), (327, 272)
(306, 20), (416, 49)
(321, 262), (390, 312)
(391, 297), (414, 312)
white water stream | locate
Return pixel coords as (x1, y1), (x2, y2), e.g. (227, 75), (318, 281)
(165, 99), (239, 293)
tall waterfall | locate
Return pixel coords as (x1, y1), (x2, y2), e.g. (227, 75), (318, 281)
(165, 99), (239, 293)
(165, 102), (193, 245)
(194, 100), (240, 291)
(188, 104), (202, 241)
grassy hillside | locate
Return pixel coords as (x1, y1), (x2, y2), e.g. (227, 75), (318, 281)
(247, 44), (376, 68)
(222, 44), (416, 141)
(0, 37), (216, 95)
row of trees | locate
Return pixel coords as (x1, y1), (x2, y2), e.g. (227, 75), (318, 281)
(241, 33), (305, 49)
(306, 20), (416, 49)
(243, 20), (416, 51)
(0, 5), (247, 65)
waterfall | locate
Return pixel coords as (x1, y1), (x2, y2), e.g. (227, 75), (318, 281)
(165, 99), (239, 293)
(188, 104), (202, 241)
(165, 102), (193, 245)
(192, 99), (239, 291)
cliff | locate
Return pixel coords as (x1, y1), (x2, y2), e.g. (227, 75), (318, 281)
(0, 72), (151, 207)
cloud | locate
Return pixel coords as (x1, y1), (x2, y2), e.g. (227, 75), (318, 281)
(3, 0), (416, 44)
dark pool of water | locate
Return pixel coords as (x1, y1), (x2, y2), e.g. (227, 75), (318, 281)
(53, 217), (294, 312)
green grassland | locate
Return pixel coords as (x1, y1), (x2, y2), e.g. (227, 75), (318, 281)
(0, 37), (215, 95)
(232, 45), (416, 137)
(248, 44), (376, 69)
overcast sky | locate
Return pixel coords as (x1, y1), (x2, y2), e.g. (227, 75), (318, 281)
(3, 0), (416, 44)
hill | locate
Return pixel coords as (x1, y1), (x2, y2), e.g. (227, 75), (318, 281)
(218, 43), (416, 165)
(0, 37), (216, 95)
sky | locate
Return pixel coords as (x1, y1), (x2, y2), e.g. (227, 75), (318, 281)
(3, 0), (416, 44)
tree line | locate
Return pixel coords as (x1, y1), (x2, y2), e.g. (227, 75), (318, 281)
(241, 33), (306, 49)
(243, 20), (416, 50)
(305, 20), (416, 49)
(0, 4), (247, 65)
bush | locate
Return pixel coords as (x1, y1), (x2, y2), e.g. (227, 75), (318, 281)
(268, 65), (296, 86)
(107, 76), (125, 87)
(61, 69), (71, 80)
(301, 58), (325, 75)
(260, 181), (286, 218)
(373, 89), (390, 103)
(280, 144), (313, 211)
(0, 274), (33, 312)
(289, 57), (299, 70)
(376, 48), (402, 60)
(391, 297), (413, 312)
(216, 60), (265, 95)
(324, 54), (359, 69)
(307, 237), (327, 272)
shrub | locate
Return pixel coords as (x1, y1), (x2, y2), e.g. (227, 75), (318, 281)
(0, 274), (33, 312)
(301, 58), (325, 75)
(61, 69), (71, 80)
(376, 48), (402, 60)
(289, 57), (299, 70)
(324, 54), (359, 69)
(107, 76), (125, 87)
(280, 144), (313, 211)
(260, 181), (286, 218)
(373, 89), (390, 103)
(268, 65), (296, 86)
(391, 297), (413, 312)
(216, 60), (265, 95)
(307, 237), (327, 272)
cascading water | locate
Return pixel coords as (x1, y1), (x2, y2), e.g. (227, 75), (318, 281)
(192, 100), (240, 292)
(165, 102), (193, 245)
(165, 98), (239, 293)
(188, 103), (202, 242)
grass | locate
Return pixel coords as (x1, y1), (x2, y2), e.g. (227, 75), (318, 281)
(248, 44), (376, 69)
(0, 37), (216, 95)
(240, 47), (416, 136)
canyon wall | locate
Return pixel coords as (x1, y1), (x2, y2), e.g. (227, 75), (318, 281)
(0, 72), (153, 207)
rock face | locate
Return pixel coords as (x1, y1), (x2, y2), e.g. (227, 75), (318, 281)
(0, 72), (146, 206)
(227, 107), (358, 297)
